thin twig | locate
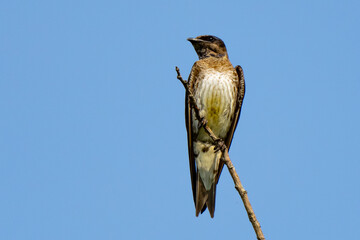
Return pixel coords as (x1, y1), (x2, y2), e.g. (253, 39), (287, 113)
(176, 67), (222, 144)
(176, 66), (265, 240)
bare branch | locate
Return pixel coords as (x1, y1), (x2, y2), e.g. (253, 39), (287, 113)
(176, 66), (221, 143)
(176, 66), (265, 240)
(222, 149), (265, 240)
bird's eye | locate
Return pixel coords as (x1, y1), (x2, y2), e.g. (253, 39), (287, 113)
(198, 36), (216, 42)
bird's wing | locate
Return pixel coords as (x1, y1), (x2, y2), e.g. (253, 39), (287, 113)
(215, 65), (245, 184)
(185, 62), (200, 204)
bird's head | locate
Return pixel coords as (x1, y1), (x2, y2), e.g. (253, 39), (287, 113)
(187, 35), (228, 59)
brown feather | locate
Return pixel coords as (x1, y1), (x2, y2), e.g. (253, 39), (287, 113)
(214, 65), (246, 184)
(185, 35), (246, 217)
(205, 182), (216, 218)
(185, 63), (202, 204)
(195, 173), (208, 217)
(185, 73), (196, 204)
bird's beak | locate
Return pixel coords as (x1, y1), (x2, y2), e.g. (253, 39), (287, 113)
(187, 37), (202, 43)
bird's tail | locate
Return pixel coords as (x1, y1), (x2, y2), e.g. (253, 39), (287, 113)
(195, 172), (217, 218)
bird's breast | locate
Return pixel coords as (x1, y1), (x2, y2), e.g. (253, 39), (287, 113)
(193, 69), (237, 141)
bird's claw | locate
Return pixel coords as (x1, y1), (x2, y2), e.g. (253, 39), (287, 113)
(214, 139), (226, 153)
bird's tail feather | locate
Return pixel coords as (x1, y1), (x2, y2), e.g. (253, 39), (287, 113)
(195, 173), (216, 218)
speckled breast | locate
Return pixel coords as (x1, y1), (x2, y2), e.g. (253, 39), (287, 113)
(193, 69), (237, 142)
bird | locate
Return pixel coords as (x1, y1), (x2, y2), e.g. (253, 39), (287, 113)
(185, 35), (245, 218)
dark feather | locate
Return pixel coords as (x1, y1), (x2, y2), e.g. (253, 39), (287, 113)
(185, 50), (245, 217)
(195, 173), (208, 217)
(185, 67), (198, 204)
(214, 65), (245, 184)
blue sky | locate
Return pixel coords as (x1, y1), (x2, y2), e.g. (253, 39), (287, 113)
(1, 0), (359, 239)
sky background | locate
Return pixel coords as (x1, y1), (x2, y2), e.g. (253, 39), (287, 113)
(1, 0), (359, 239)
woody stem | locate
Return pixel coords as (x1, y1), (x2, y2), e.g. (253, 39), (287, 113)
(175, 66), (265, 240)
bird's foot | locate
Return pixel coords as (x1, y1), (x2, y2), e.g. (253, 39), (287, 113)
(198, 117), (207, 129)
(214, 138), (226, 153)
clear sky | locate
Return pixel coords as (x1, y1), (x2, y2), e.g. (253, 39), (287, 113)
(1, 0), (359, 239)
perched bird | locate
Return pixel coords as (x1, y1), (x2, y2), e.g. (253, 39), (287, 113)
(185, 35), (245, 218)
